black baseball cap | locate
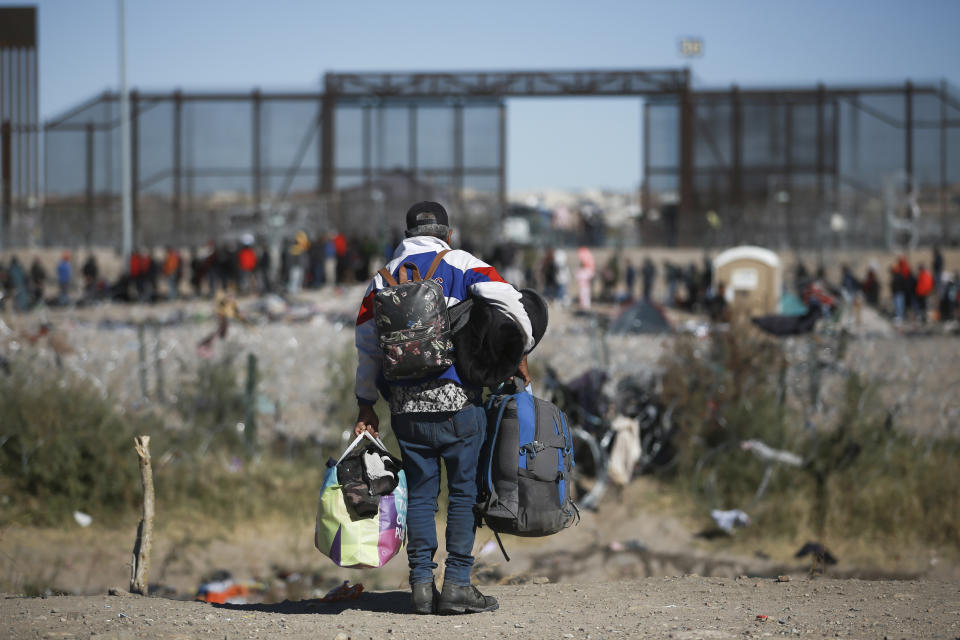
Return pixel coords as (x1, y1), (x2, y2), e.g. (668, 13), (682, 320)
(405, 201), (450, 237)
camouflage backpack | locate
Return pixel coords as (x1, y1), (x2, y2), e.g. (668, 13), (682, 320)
(374, 250), (454, 381)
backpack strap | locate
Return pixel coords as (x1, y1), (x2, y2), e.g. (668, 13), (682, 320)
(378, 267), (398, 287)
(424, 249), (450, 280)
(379, 249), (448, 287)
(493, 530), (511, 562)
(397, 262), (422, 284)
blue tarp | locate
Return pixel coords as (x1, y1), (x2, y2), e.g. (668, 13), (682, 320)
(779, 292), (808, 316)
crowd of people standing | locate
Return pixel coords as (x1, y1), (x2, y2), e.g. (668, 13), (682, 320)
(2, 236), (957, 327)
(0, 230), (393, 312)
(483, 243), (958, 326)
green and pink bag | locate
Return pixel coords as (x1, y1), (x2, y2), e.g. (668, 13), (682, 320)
(315, 432), (407, 568)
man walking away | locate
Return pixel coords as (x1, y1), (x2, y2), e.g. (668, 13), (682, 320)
(354, 201), (534, 616)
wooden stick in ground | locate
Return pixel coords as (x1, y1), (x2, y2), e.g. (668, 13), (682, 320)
(130, 435), (155, 595)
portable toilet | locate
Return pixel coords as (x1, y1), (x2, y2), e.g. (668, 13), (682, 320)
(713, 246), (781, 316)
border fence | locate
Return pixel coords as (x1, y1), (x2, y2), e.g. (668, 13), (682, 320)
(39, 90), (504, 250)
(0, 7), (40, 251)
(5, 69), (960, 249)
(644, 81), (960, 248)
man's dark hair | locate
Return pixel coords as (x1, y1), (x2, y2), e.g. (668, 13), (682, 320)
(405, 201), (450, 240)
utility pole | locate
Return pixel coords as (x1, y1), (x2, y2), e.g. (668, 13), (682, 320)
(119, 0), (132, 261)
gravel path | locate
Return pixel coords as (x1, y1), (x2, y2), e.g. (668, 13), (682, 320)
(3, 577), (958, 639)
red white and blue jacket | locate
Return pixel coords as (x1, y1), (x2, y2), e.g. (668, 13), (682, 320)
(355, 235), (533, 405)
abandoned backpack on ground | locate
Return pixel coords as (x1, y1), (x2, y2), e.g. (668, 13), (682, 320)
(476, 382), (579, 560)
(374, 250), (454, 381)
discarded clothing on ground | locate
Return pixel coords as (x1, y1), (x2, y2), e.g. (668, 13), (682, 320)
(710, 508), (751, 533)
(607, 415), (641, 486)
(751, 305), (821, 336)
(740, 439), (803, 466)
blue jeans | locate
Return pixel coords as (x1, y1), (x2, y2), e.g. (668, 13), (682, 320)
(391, 405), (485, 587)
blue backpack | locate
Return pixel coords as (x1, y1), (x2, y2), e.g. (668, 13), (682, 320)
(476, 387), (579, 560)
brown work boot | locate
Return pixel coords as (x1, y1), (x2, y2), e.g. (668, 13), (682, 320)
(436, 582), (499, 615)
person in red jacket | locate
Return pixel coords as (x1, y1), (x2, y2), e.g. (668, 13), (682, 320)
(162, 247), (182, 300)
(914, 263), (934, 323)
(237, 239), (258, 295)
(129, 249), (146, 301)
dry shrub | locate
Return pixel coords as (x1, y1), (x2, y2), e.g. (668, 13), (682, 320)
(0, 350), (328, 528)
(0, 359), (158, 525)
(659, 320), (960, 551)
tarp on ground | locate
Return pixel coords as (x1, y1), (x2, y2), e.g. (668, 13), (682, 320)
(608, 301), (672, 334)
(779, 291), (808, 316)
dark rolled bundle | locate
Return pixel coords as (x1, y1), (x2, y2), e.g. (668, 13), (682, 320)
(451, 289), (548, 388)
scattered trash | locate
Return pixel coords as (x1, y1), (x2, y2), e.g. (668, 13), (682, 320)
(710, 508), (751, 533)
(608, 300), (673, 334)
(755, 614), (769, 622)
(607, 415), (641, 486)
(795, 541), (838, 573)
(776, 575), (792, 583)
(752, 305), (822, 336)
(607, 539), (648, 553)
(320, 580), (364, 602)
(195, 570), (250, 605)
(73, 511), (92, 527)
(740, 440), (803, 467)
(479, 540), (499, 556)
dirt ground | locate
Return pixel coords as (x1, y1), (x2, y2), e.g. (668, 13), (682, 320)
(3, 577), (959, 640)
(3, 474), (955, 601)
(3, 255), (959, 638)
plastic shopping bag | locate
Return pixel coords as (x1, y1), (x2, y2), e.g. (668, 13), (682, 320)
(315, 432), (407, 568)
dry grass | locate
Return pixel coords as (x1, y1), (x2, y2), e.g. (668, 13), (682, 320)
(0, 350), (331, 529)
(658, 322), (960, 556)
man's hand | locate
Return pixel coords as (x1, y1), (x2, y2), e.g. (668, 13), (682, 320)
(516, 355), (531, 387)
(354, 404), (380, 438)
